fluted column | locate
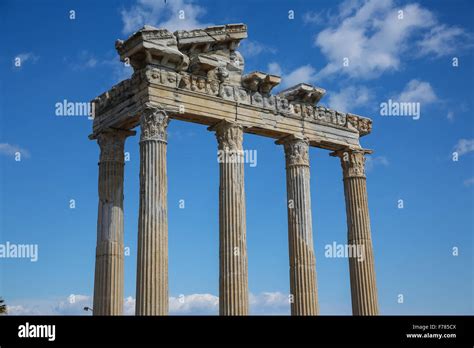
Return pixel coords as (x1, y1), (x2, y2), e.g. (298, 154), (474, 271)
(93, 129), (135, 315)
(135, 105), (169, 315)
(332, 148), (379, 315)
(209, 120), (249, 315)
(277, 135), (319, 315)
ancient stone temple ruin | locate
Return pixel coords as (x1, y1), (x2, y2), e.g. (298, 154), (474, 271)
(89, 23), (378, 316)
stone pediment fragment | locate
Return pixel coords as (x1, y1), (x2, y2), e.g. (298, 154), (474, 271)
(278, 83), (326, 105)
(175, 24), (247, 84)
(241, 71), (281, 95)
(115, 25), (189, 72)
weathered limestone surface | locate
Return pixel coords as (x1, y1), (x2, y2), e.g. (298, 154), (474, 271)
(332, 149), (379, 315)
(93, 129), (135, 315)
(209, 120), (249, 315)
(135, 105), (169, 315)
(277, 135), (319, 315)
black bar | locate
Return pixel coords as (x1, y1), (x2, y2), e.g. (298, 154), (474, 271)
(0, 315), (472, 346)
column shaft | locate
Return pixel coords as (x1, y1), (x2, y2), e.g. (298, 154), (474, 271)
(278, 135), (319, 315)
(210, 120), (249, 315)
(136, 106), (169, 315)
(93, 130), (133, 315)
(336, 149), (379, 315)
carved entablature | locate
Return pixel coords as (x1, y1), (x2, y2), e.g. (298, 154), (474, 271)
(92, 64), (373, 138)
(93, 23), (372, 140)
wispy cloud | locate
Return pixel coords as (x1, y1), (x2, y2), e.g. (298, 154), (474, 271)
(121, 0), (211, 34)
(303, 11), (324, 25)
(239, 40), (277, 58)
(0, 143), (30, 159)
(417, 24), (472, 58)
(453, 139), (474, 157)
(463, 177), (474, 187)
(66, 50), (133, 82)
(365, 156), (389, 172)
(447, 111), (455, 122)
(268, 62), (283, 76)
(68, 51), (99, 71)
(13, 52), (39, 67)
(268, 62), (318, 89)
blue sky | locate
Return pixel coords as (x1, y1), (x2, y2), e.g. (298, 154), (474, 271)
(0, 0), (473, 315)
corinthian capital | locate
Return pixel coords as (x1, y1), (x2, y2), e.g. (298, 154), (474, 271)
(97, 129), (135, 162)
(140, 105), (170, 142)
(276, 134), (310, 167)
(208, 120), (243, 152)
(332, 148), (372, 178)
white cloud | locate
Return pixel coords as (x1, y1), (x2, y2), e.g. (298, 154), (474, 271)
(0, 143), (30, 159)
(67, 51), (133, 82)
(268, 62), (283, 76)
(303, 11), (324, 25)
(453, 139), (474, 157)
(239, 40), (276, 58)
(396, 79), (437, 104)
(249, 292), (289, 315)
(124, 296), (135, 315)
(70, 51), (99, 70)
(104, 59), (133, 82)
(314, 0), (469, 79)
(121, 0), (211, 34)
(305, 0), (365, 27)
(365, 156), (389, 172)
(170, 294), (219, 315)
(53, 295), (91, 315)
(284, 65), (318, 87)
(268, 62), (318, 89)
(13, 52), (39, 66)
(447, 111), (454, 122)
(327, 85), (373, 113)
(7, 292), (290, 315)
(464, 177), (474, 187)
(7, 294), (92, 316)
